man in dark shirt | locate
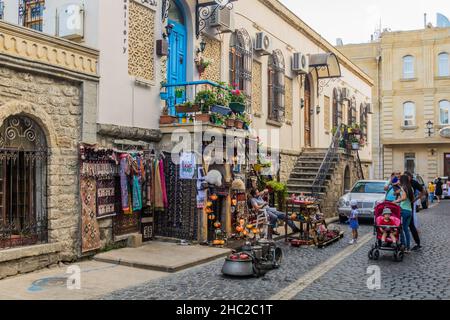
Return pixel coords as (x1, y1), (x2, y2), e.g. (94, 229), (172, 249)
(404, 171), (423, 251)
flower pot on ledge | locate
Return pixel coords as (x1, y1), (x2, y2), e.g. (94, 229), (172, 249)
(234, 119), (244, 130)
(225, 118), (236, 128)
(229, 102), (246, 113)
(175, 104), (201, 114)
(195, 113), (211, 123)
(160, 115), (177, 125)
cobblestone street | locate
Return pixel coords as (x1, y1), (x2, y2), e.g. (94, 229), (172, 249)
(102, 201), (450, 300)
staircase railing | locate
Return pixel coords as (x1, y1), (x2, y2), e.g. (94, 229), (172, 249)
(356, 149), (365, 180)
(311, 124), (343, 198)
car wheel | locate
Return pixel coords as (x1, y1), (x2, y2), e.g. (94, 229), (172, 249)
(422, 198), (428, 210)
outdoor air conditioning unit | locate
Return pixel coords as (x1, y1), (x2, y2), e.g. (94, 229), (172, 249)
(58, 3), (84, 41)
(209, 6), (234, 33)
(292, 52), (309, 74)
(254, 32), (272, 56)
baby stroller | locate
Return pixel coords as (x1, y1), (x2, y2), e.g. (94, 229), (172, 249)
(368, 201), (404, 262)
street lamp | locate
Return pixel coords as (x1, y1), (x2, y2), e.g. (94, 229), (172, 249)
(197, 38), (207, 54)
(163, 23), (175, 39)
(426, 120), (434, 137)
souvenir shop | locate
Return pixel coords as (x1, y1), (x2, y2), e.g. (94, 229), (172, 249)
(77, 133), (285, 252)
(78, 143), (167, 253)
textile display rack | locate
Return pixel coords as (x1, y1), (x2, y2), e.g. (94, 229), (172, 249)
(284, 197), (343, 248)
(78, 143), (166, 253)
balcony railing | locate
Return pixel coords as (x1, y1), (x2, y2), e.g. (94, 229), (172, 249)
(160, 80), (251, 130)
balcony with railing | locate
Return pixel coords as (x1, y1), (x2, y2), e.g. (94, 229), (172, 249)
(159, 80), (252, 133)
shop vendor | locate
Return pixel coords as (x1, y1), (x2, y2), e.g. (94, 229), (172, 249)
(250, 189), (301, 236)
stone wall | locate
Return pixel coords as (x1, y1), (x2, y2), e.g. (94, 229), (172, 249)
(320, 152), (362, 218)
(279, 150), (301, 184)
(0, 62), (98, 275)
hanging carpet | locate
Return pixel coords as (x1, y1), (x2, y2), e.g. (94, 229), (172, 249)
(81, 176), (101, 253)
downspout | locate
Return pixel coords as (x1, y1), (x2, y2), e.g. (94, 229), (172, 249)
(376, 53), (383, 179)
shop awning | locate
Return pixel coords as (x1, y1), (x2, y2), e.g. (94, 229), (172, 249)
(309, 53), (342, 79)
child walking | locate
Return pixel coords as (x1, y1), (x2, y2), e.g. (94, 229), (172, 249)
(428, 181), (435, 204)
(348, 200), (359, 244)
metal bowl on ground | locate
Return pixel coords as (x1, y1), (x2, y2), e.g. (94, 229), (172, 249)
(222, 255), (254, 277)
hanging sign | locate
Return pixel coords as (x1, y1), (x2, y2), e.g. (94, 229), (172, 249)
(180, 152), (196, 179)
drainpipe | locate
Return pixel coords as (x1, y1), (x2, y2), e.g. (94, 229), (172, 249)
(376, 53), (383, 179)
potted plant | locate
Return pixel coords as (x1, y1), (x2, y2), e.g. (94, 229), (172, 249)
(211, 82), (232, 116)
(175, 101), (201, 114)
(175, 87), (185, 99)
(211, 113), (225, 126)
(229, 85), (247, 113)
(234, 113), (246, 130)
(241, 113), (252, 130)
(225, 113), (236, 128)
(351, 136), (360, 150)
(194, 90), (216, 123)
(159, 105), (177, 125)
(195, 57), (212, 75)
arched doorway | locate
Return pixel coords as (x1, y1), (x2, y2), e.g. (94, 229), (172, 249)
(167, 0), (187, 115)
(344, 165), (351, 193)
(304, 77), (313, 147)
(0, 115), (48, 249)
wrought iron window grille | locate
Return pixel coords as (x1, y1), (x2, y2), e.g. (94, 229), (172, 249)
(195, 0), (237, 39)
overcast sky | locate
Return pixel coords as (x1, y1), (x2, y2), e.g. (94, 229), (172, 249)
(280, 0), (450, 45)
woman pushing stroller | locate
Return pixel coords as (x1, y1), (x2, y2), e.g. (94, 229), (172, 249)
(392, 175), (415, 253)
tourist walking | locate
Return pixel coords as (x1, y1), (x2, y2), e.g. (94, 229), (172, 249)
(404, 171), (423, 251)
(435, 177), (443, 204)
(393, 175), (414, 253)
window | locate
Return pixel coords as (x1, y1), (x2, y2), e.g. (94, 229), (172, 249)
(229, 29), (253, 112)
(0, 116), (48, 249)
(403, 102), (415, 127)
(268, 50), (285, 123)
(19, 0), (45, 31)
(403, 55), (415, 79)
(0, 1), (4, 20)
(440, 100), (450, 125)
(332, 88), (342, 129)
(360, 103), (368, 138)
(348, 98), (357, 126)
(404, 153), (416, 174)
(438, 53), (450, 77)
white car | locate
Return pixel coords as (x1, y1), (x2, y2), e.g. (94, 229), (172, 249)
(337, 180), (387, 223)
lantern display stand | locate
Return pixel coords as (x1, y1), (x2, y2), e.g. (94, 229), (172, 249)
(285, 197), (343, 248)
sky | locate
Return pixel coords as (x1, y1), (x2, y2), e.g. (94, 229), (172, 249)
(280, 0), (450, 45)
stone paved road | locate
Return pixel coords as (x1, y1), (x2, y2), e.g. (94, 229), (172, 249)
(102, 223), (372, 300)
(294, 201), (450, 300)
(101, 201), (450, 300)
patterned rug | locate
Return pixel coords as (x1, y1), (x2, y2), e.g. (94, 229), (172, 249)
(81, 177), (101, 253)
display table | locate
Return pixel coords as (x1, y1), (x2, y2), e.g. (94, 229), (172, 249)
(284, 199), (343, 247)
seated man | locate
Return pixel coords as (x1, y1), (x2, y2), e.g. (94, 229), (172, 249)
(376, 208), (400, 246)
(250, 189), (300, 236)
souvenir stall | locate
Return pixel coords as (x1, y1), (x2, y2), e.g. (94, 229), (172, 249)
(285, 194), (343, 248)
(78, 143), (166, 254)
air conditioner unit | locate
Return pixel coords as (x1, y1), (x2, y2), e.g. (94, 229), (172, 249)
(58, 3), (84, 41)
(292, 52), (309, 74)
(209, 6), (234, 33)
(254, 32), (271, 56)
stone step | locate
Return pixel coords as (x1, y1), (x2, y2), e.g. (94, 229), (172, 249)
(289, 172), (332, 179)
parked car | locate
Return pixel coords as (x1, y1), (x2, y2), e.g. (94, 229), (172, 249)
(338, 180), (387, 223)
(439, 177), (449, 199)
(385, 174), (429, 210)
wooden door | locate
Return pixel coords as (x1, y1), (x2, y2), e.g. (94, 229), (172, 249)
(444, 153), (450, 177)
(304, 79), (312, 147)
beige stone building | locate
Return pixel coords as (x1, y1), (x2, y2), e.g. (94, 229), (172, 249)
(340, 26), (450, 181)
(0, 20), (99, 277)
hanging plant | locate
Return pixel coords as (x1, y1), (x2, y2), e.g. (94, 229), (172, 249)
(195, 57), (212, 75)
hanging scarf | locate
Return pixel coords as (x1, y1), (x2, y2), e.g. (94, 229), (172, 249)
(132, 155), (143, 211)
(119, 154), (130, 211)
(159, 159), (168, 209)
(154, 159), (164, 210)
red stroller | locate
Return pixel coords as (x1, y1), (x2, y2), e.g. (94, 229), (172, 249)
(368, 201), (404, 262)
